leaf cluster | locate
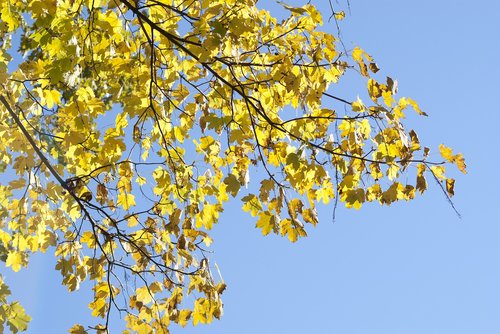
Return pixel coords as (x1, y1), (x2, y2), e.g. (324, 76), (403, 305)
(0, 0), (465, 332)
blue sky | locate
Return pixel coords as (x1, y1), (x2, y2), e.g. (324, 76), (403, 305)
(2, 0), (500, 333)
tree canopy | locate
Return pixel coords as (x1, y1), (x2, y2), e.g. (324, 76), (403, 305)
(0, 0), (466, 333)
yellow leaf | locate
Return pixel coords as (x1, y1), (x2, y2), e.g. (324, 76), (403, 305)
(454, 154), (467, 174)
(352, 47), (373, 77)
(406, 97), (427, 116)
(305, 4), (322, 25)
(316, 183), (334, 204)
(277, 2), (307, 15)
(380, 182), (405, 205)
(69, 324), (88, 334)
(115, 112), (128, 136)
(88, 297), (107, 318)
(416, 164), (427, 194)
(335, 11), (345, 20)
(6, 251), (24, 272)
(343, 188), (365, 209)
(203, 236), (213, 247)
(178, 310), (192, 327)
(127, 215), (139, 227)
(367, 79), (381, 101)
(287, 227), (298, 243)
(409, 130), (421, 151)
(439, 144), (467, 174)
(382, 90), (393, 107)
(446, 178), (455, 197)
(439, 144), (454, 161)
(366, 184), (382, 202)
(136, 286), (152, 304)
(302, 208), (318, 226)
(287, 198), (303, 220)
(351, 97), (366, 112)
(0, 6), (19, 32)
(6, 302), (31, 332)
(44, 89), (61, 109)
(430, 165), (446, 180)
(387, 164), (399, 180)
(241, 194), (262, 217)
(255, 211), (274, 236)
(223, 174), (240, 197)
(117, 193), (136, 210)
(8, 178), (26, 190)
(196, 204), (219, 230)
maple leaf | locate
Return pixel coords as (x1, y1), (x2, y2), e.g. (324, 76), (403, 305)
(117, 193), (136, 210)
(5, 252), (24, 273)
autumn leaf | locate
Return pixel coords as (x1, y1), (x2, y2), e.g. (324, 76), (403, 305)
(439, 144), (467, 174)
(0, 6), (19, 31)
(277, 2), (307, 15)
(5, 252), (24, 272)
(352, 47), (374, 77)
(69, 324), (88, 334)
(117, 193), (136, 210)
(255, 211), (275, 236)
(334, 11), (345, 20)
(6, 302), (31, 333)
(223, 174), (240, 197)
(446, 178), (455, 197)
(178, 310), (192, 327)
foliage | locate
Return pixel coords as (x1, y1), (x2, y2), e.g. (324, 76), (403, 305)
(0, 0), (465, 332)
(0, 276), (30, 333)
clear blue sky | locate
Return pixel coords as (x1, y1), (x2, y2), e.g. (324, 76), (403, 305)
(3, 1), (500, 333)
